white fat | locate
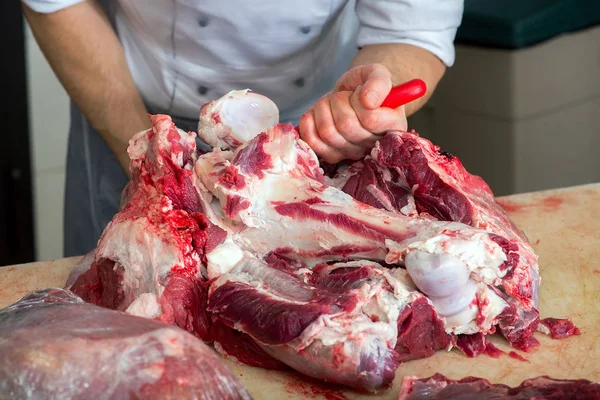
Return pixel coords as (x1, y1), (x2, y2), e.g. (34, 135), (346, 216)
(126, 292), (162, 319)
(366, 184), (396, 212)
(323, 164), (353, 189)
(206, 238), (244, 279)
(127, 129), (151, 160)
(262, 130), (299, 174)
(297, 275), (408, 350)
(96, 217), (197, 300)
(365, 289), (403, 325)
(537, 323), (551, 336)
(296, 313), (398, 350)
(154, 329), (187, 358)
(399, 196), (419, 217)
(292, 264), (411, 350)
(172, 150), (184, 167)
(381, 270), (414, 303)
(387, 268), (417, 291)
(331, 260), (378, 268)
(444, 306), (480, 335)
(477, 285), (509, 332)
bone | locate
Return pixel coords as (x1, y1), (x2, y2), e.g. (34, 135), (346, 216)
(428, 279), (478, 317)
(198, 89), (279, 150)
(404, 250), (470, 297)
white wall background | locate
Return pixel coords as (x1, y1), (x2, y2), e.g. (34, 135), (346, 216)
(25, 20), (70, 261)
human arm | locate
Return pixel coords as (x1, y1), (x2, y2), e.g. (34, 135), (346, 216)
(299, 0), (463, 164)
(22, 0), (151, 175)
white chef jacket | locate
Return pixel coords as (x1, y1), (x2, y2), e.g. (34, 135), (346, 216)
(24, 0), (463, 123)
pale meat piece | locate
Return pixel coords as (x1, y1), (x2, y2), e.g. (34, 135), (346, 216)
(0, 289), (253, 400)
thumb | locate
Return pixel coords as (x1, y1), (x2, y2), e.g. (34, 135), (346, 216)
(334, 64), (392, 109)
(359, 65), (392, 110)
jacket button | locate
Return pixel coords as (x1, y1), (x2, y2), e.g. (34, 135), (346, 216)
(198, 17), (210, 27)
(293, 78), (305, 88)
(198, 85), (210, 95)
(300, 26), (311, 34)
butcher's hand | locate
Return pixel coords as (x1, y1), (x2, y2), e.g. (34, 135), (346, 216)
(299, 64), (407, 164)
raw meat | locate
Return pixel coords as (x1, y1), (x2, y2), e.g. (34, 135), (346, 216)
(68, 114), (287, 368)
(340, 132), (542, 351)
(397, 373), (600, 399)
(67, 89), (576, 392)
(538, 317), (581, 339)
(0, 288), (252, 400)
(69, 115), (218, 342)
(209, 256), (404, 389)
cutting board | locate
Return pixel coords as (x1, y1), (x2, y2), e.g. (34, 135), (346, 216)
(1, 183), (599, 399)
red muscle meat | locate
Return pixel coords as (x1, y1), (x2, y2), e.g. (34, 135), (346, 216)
(398, 373), (599, 399)
(64, 90), (579, 393)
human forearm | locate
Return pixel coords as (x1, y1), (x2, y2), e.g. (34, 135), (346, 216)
(22, 1), (150, 174)
(350, 43), (446, 116)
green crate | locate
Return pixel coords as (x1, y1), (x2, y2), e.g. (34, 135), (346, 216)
(456, 0), (600, 49)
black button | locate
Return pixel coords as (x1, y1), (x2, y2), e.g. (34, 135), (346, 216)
(293, 78), (305, 88)
(197, 85), (209, 95)
(300, 26), (311, 34)
(198, 17), (210, 27)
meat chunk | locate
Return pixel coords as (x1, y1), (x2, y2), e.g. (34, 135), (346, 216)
(67, 90), (575, 392)
(196, 123), (513, 338)
(209, 257), (417, 391)
(0, 289), (253, 400)
(68, 114), (283, 368)
(340, 131), (542, 350)
(68, 115), (221, 342)
(397, 373), (600, 400)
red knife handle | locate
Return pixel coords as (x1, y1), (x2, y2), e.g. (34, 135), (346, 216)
(380, 79), (427, 109)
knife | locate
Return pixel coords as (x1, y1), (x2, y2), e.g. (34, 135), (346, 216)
(380, 78), (427, 109)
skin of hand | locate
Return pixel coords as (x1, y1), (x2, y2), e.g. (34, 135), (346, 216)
(299, 43), (446, 164)
(299, 64), (407, 164)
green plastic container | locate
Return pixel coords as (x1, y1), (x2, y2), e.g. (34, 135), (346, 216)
(455, 0), (600, 49)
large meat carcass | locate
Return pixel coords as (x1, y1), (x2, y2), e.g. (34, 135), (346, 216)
(68, 90), (575, 392)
